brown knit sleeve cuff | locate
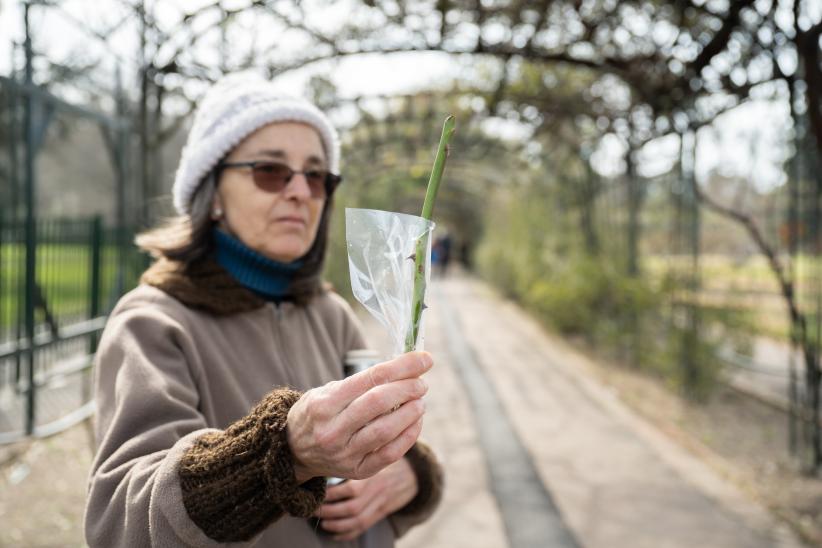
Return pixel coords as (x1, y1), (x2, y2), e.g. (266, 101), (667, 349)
(388, 441), (444, 538)
(178, 387), (326, 543)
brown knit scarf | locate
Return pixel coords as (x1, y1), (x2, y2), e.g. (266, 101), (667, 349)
(141, 257), (266, 315)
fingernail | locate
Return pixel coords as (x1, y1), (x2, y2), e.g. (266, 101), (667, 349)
(419, 352), (433, 370)
(417, 378), (428, 393)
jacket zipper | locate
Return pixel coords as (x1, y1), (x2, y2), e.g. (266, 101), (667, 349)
(271, 303), (298, 379)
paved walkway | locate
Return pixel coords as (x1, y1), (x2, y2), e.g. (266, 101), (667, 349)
(355, 273), (804, 548)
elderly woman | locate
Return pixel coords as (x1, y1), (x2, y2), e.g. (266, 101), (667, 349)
(84, 75), (443, 547)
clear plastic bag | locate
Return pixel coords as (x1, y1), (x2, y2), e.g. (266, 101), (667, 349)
(346, 208), (435, 357)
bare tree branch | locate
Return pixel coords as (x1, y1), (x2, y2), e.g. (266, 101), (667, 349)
(694, 185), (797, 321)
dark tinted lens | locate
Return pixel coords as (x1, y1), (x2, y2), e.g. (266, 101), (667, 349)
(251, 162), (291, 192)
(304, 169), (329, 197)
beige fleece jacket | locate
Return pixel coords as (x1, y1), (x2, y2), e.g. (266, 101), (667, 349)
(84, 260), (442, 548)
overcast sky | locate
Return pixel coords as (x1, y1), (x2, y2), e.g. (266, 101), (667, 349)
(0, 0), (795, 192)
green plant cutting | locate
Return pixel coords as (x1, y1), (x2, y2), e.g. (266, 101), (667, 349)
(404, 115), (456, 352)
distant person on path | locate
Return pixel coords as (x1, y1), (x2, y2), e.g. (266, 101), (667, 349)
(431, 238), (442, 273)
(85, 74), (442, 547)
(432, 234), (453, 277)
(458, 241), (472, 270)
(438, 233), (452, 277)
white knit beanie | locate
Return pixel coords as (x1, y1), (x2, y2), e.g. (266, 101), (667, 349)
(172, 73), (341, 214)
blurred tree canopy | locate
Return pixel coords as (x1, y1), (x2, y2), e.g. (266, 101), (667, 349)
(74, 1), (816, 172)
(146, 0), (816, 156)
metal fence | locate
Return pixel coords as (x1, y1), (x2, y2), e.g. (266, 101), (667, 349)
(0, 4), (140, 442)
(0, 217), (144, 443)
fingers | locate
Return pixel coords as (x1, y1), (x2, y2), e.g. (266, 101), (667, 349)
(331, 351), (433, 412)
(323, 480), (359, 504)
(317, 502), (358, 520)
(335, 377), (427, 434)
(322, 496), (384, 540)
(348, 398), (424, 466)
(316, 488), (365, 519)
(354, 415), (423, 479)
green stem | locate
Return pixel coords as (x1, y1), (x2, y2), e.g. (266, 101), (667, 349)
(404, 116), (456, 352)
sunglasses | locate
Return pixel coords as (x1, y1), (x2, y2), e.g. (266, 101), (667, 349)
(216, 160), (342, 198)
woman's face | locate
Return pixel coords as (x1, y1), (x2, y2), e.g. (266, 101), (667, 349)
(214, 122), (327, 263)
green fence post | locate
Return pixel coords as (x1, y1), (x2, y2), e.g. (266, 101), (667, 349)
(23, 2), (37, 436)
(115, 65), (127, 299)
(14, 223), (22, 391)
(89, 216), (102, 348)
(85, 216), (103, 405)
(0, 213), (3, 379)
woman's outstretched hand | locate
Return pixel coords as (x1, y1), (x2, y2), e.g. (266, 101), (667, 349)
(286, 351), (432, 484)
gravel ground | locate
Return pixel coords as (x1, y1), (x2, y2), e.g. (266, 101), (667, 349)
(0, 422), (93, 547)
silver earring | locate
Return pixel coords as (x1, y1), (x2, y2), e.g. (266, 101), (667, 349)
(212, 208), (223, 220)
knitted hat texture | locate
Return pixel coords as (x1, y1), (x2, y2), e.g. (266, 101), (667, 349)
(173, 73), (340, 214)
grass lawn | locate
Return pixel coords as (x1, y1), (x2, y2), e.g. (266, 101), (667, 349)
(0, 243), (143, 334)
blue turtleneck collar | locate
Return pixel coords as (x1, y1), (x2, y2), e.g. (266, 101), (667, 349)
(213, 229), (303, 302)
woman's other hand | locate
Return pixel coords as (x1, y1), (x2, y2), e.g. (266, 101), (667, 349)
(313, 457), (418, 541)
(286, 351), (432, 483)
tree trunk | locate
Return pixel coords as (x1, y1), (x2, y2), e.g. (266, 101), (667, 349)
(580, 161), (600, 256)
(625, 146), (641, 276)
(680, 130), (702, 396)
